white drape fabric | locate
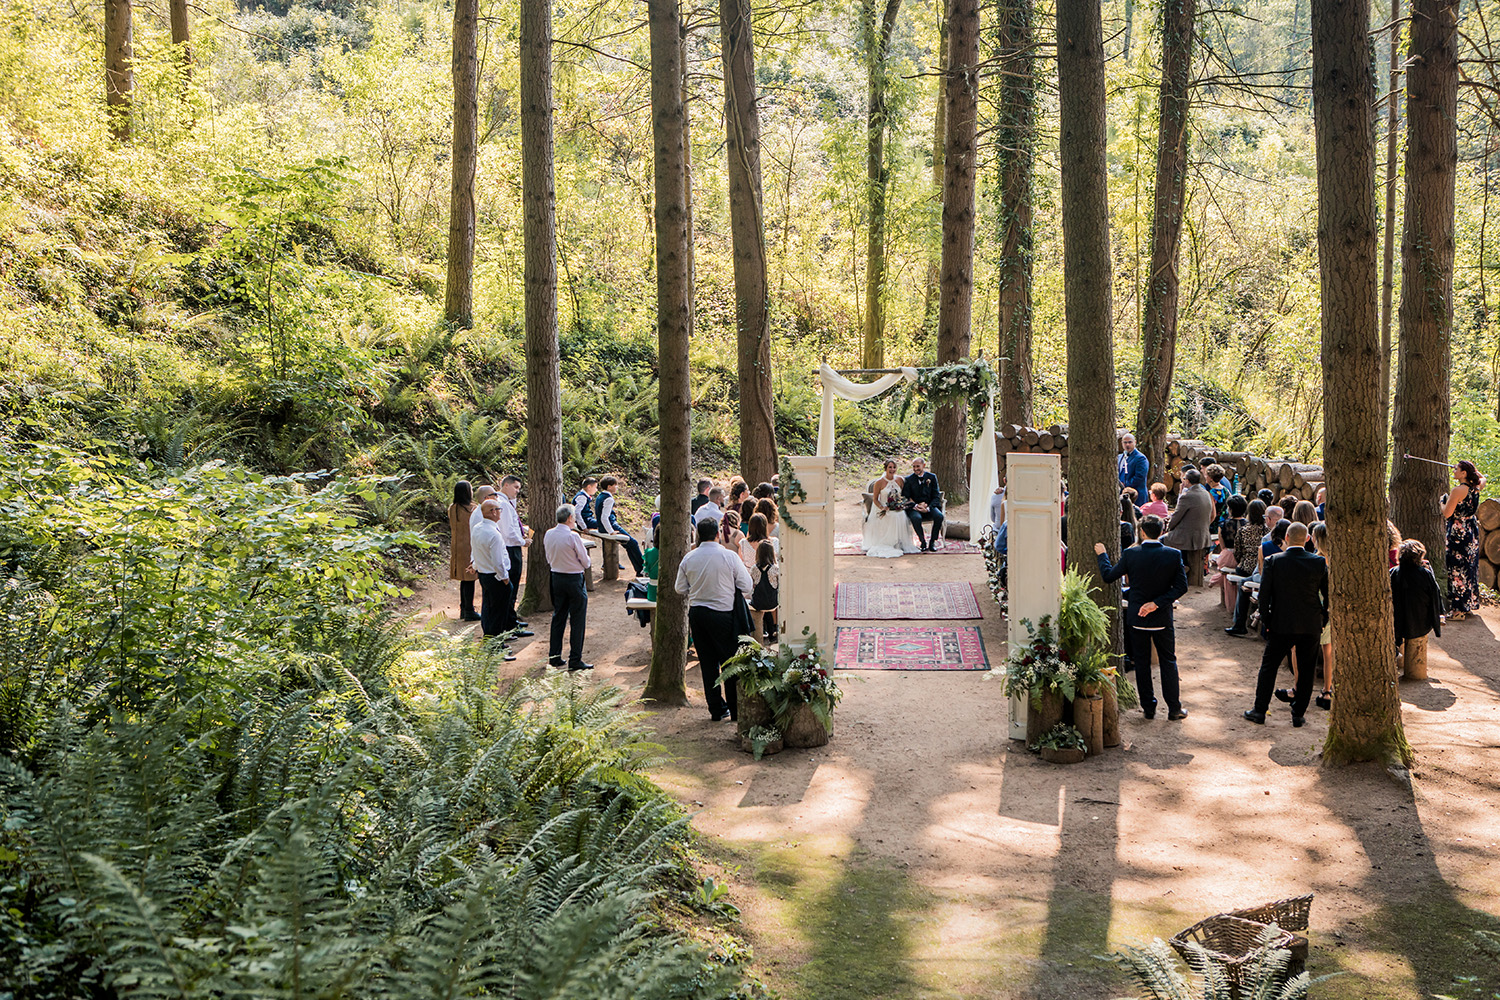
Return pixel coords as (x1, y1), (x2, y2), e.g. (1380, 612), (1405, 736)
(969, 387), (999, 541)
(816, 363), (917, 456)
(815, 362), (999, 539)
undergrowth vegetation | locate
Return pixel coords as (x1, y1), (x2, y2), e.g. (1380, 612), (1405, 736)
(0, 443), (755, 998)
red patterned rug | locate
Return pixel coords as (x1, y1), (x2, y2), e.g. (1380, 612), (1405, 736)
(833, 532), (981, 556)
(834, 626), (990, 671)
(834, 581), (982, 620)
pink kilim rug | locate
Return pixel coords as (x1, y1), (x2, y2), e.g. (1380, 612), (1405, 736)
(834, 581), (981, 620)
(834, 626), (990, 671)
(833, 532), (981, 556)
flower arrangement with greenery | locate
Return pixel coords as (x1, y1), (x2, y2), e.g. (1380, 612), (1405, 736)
(720, 628), (841, 734)
(980, 523), (1008, 616)
(900, 357), (997, 429)
(1002, 616), (1082, 705)
(743, 725), (783, 760)
(1034, 722), (1087, 753)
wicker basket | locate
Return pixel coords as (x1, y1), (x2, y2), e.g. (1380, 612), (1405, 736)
(1228, 894), (1313, 933)
(1169, 914), (1307, 994)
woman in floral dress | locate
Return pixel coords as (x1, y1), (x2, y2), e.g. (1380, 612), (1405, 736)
(1443, 459), (1486, 620)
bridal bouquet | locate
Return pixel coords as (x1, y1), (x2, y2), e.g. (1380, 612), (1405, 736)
(877, 482), (902, 516)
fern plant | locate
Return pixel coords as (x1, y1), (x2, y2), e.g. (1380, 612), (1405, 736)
(1113, 930), (1330, 1000)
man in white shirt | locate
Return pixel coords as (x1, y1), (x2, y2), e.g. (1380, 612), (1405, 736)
(675, 517), (753, 722)
(469, 499), (516, 660)
(544, 504), (593, 672)
(695, 487), (725, 525)
(496, 476), (534, 636)
(469, 484), (497, 531)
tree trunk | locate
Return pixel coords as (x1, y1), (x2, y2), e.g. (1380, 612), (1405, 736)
(720, 0), (778, 487)
(994, 0), (1034, 428)
(1134, 0), (1195, 485)
(1057, 0), (1119, 636)
(104, 0), (133, 141)
(1379, 0), (1401, 432)
(519, 0), (561, 616)
(1389, 0), (1456, 578)
(645, 0), (692, 706)
(1311, 0), (1408, 766)
(931, 0), (978, 505)
(922, 5), (947, 327)
(444, 0), (479, 328)
(169, 0), (192, 82)
(862, 0), (903, 370)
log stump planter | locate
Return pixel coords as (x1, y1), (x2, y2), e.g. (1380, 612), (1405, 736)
(1025, 690), (1067, 747)
(1074, 693), (1105, 756)
(781, 702), (831, 748)
(1040, 746), (1086, 765)
(1101, 682), (1121, 747)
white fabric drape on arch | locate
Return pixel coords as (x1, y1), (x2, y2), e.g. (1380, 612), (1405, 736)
(814, 362), (1000, 542)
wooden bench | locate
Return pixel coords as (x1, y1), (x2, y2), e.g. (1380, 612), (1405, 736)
(578, 527), (632, 582)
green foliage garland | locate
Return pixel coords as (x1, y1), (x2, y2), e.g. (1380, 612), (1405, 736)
(777, 457), (810, 535)
(899, 358), (998, 430)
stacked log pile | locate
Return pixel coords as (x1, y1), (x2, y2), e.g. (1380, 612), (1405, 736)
(1479, 499), (1500, 592)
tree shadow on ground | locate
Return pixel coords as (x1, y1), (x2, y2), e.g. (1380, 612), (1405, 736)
(1316, 763), (1500, 997)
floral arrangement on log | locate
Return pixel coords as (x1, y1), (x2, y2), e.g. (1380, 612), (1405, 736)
(1002, 616), (1084, 704)
(720, 628), (842, 734)
(1058, 568), (1134, 707)
(899, 357), (997, 429)
(1034, 723), (1086, 753)
(777, 457), (809, 535)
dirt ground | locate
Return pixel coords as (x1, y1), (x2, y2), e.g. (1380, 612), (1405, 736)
(408, 472), (1500, 999)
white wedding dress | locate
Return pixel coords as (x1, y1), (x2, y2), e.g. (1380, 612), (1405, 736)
(862, 479), (921, 558)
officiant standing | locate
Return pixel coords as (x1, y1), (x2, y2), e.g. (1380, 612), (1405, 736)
(903, 458), (945, 552)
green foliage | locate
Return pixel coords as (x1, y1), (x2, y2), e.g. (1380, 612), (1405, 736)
(1034, 723), (1086, 753)
(720, 630), (841, 735)
(1111, 929), (1329, 999)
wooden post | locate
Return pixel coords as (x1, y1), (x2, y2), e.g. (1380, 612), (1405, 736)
(1400, 635), (1428, 680)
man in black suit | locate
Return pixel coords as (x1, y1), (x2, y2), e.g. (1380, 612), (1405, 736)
(1094, 514), (1190, 721)
(902, 458), (945, 551)
(1242, 521), (1328, 728)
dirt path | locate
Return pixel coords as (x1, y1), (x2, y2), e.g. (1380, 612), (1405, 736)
(406, 482), (1500, 999)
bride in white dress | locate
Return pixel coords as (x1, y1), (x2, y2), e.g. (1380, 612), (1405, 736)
(863, 461), (921, 558)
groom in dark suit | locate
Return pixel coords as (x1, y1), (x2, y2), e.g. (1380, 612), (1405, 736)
(902, 458), (945, 551)
(1094, 514), (1190, 721)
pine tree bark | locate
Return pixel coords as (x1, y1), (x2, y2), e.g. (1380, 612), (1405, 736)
(444, 0), (479, 328)
(1312, 0), (1408, 765)
(861, 0), (903, 369)
(169, 0), (192, 82)
(519, 0), (561, 616)
(922, 8), (947, 326)
(1057, 0), (1119, 625)
(994, 0), (1034, 428)
(1134, 0), (1194, 484)
(720, 0), (778, 487)
(1389, 0), (1457, 574)
(931, 0), (978, 505)
(104, 0), (133, 141)
(1379, 0), (1401, 431)
(645, 0), (692, 705)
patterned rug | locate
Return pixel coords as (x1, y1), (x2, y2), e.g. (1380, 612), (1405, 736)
(833, 532), (982, 556)
(833, 626), (990, 671)
(834, 581), (982, 620)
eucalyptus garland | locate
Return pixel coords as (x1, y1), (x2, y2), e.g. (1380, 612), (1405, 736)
(899, 358), (997, 429)
(777, 457), (810, 535)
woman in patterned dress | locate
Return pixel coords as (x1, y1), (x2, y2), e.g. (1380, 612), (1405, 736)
(1442, 459), (1486, 620)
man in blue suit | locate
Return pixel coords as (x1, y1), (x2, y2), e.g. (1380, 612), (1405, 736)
(1094, 514), (1190, 721)
(1118, 433), (1150, 506)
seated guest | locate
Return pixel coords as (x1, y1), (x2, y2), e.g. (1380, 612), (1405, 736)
(1120, 492), (1138, 551)
(719, 509), (746, 552)
(741, 512), (778, 567)
(992, 486), (1007, 534)
(697, 487), (726, 524)
(1257, 488), (1276, 507)
(902, 457), (945, 552)
(1386, 519), (1402, 568)
(755, 497), (781, 538)
(1213, 493), (1249, 608)
(1264, 504), (1284, 537)
(1391, 536), (1444, 657)
(728, 480), (749, 513)
(1205, 464), (1232, 532)
(753, 482), (775, 501)
(691, 479), (714, 515)
(1141, 483), (1170, 518)
(594, 475), (646, 576)
(1226, 500), (1268, 636)
(572, 477), (601, 530)
(1315, 485), (1327, 520)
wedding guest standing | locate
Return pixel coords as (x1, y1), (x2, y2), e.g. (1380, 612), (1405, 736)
(447, 481), (481, 622)
(470, 499), (516, 661)
(675, 518), (753, 722)
(1163, 468), (1215, 585)
(1094, 515), (1190, 721)
(544, 504), (593, 672)
(749, 540), (780, 645)
(1118, 433), (1150, 504)
(1242, 522), (1327, 727)
(496, 476), (533, 636)
(1443, 460), (1486, 620)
